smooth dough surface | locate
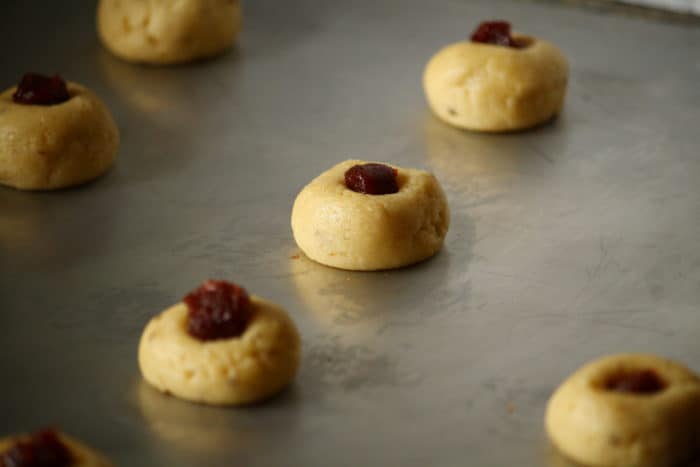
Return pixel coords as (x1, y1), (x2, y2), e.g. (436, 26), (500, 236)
(423, 35), (568, 132)
(0, 83), (119, 191)
(0, 431), (113, 466)
(98, 0), (242, 65)
(139, 296), (301, 406)
(546, 353), (700, 467)
(291, 160), (450, 271)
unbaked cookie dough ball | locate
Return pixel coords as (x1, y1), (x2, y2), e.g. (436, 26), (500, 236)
(139, 280), (301, 406)
(423, 21), (568, 132)
(291, 160), (450, 271)
(546, 353), (700, 467)
(97, 0), (242, 65)
(0, 73), (119, 191)
(0, 429), (113, 466)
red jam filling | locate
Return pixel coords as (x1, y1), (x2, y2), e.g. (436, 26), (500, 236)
(184, 280), (253, 341)
(470, 21), (523, 48)
(0, 430), (73, 467)
(605, 369), (667, 394)
(344, 163), (399, 195)
(12, 73), (70, 106)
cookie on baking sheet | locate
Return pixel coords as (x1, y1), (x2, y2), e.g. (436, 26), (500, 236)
(546, 353), (700, 467)
(97, 0), (242, 65)
(0, 73), (119, 191)
(0, 429), (113, 466)
(423, 21), (568, 132)
(139, 280), (301, 406)
(291, 160), (450, 271)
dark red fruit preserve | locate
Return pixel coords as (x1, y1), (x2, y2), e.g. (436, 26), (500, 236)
(12, 73), (70, 106)
(605, 369), (667, 394)
(184, 280), (253, 341)
(344, 163), (399, 195)
(470, 21), (522, 48)
(0, 429), (73, 467)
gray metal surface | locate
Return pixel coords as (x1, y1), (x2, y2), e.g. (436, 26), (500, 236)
(621, 0), (700, 15)
(1, 1), (699, 465)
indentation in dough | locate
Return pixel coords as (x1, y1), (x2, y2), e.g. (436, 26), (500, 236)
(184, 370), (194, 381)
(146, 35), (158, 46)
(122, 17), (131, 33)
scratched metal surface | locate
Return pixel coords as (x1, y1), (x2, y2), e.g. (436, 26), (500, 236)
(1, 1), (699, 466)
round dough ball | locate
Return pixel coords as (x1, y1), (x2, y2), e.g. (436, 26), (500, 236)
(545, 353), (700, 467)
(291, 160), (450, 271)
(423, 35), (568, 132)
(97, 0), (242, 65)
(0, 430), (113, 466)
(139, 296), (301, 406)
(0, 82), (119, 191)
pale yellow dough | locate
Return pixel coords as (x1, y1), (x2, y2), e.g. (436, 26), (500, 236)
(423, 35), (568, 132)
(97, 0), (242, 65)
(545, 353), (700, 467)
(291, 160), (450, 271)
(0, 83), (119, 191)
(0, 431), (113, 466)
(139, 296), (301, 406)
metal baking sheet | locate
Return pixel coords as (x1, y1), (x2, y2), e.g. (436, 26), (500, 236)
(2, 1), (699, 465)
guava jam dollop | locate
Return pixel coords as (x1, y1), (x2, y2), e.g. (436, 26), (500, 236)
(12, 73), (70, 106)
(0, 430), (73, 467)
(605, 369), (667, 394)
(344, 163), (399, 195)
(184, 280), (253, 341)
(470, 21), (523, 48)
